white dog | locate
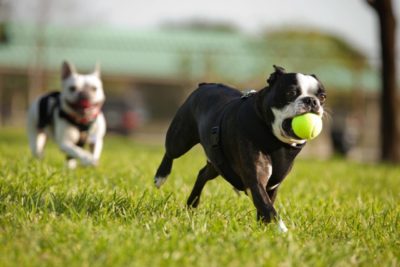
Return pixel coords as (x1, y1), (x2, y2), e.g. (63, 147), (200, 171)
(27, 61), (106, 169)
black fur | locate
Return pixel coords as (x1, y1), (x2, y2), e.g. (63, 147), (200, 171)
(155, 68), (325, 224)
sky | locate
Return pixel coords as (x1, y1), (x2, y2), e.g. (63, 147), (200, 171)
(8, 0), (400, 65)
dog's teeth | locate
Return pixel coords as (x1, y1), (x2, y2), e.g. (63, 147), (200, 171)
(154, 176), (167, 188)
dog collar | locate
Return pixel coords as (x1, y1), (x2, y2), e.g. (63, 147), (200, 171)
(241, 89), (257, 99)
(59, 108), (100, 131)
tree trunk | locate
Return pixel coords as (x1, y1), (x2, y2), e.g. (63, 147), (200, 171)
(367, 0), (399, 162)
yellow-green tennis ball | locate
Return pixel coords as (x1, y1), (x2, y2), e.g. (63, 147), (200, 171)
(291, 113), (323, 140)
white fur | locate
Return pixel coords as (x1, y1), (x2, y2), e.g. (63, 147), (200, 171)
(256, 152), (273, 188)
(277, 219), (288, 233)
(67, 158), (78, 169)
(271, 73), (323, 146)
(155, 176), (168, 188)
(62, 73), (104, 105)
(296, 73), (319, 96)
(263, 163), (280, 190)
(271, 106), (307, 145)
(53, 112), (105, 166)
(267, 183), (280, 191)
(266, 161), (273, 180)
(27, 62), (106, 168)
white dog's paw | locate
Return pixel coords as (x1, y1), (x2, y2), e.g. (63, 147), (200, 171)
(277, 219), (289, 233)
(154, 176), (167, 188)
(81, 156), (97, 167)
(66, 159), (78, 169)
(32, 152), (44, 159)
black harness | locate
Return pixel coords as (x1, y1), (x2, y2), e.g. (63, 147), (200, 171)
(209, 91), (305, 191)
(37, 91), (60, 130)
(37, 91), (96, 149)
(38, 91), (95, 132)
(58, 109), (93, 132)
(210, 99), (243, 189)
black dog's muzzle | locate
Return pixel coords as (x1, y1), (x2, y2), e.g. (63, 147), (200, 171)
(301, 96), (321, 114)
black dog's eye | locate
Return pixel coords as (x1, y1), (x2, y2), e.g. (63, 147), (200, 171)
(69, 86), (76, 92)
(286, 88), (298, 99)
(318, 92), (326, 102)
(318, 93), (326, 104)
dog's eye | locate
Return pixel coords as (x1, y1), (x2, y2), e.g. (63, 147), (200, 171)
(286, 89), (297, 99)
(91, 86), (97, 92)
(318, 93), (326, 103)
(69, 86), (76, 92)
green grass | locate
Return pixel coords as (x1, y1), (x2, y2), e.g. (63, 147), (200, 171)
(0, 128), (399, 267)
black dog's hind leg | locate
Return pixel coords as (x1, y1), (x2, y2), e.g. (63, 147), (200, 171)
(154, 105), (199, 188)
(154, 154), (173, 188)
(187, 162), (219, 208)
(154, 131), (198, 188)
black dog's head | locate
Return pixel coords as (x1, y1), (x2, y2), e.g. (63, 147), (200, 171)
(257, 65), (327, 145)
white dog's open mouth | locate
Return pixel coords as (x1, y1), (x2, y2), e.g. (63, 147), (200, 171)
(77, 99), (91, 109)
(66, 99), (103, 115)
(67, 99), (101, 109)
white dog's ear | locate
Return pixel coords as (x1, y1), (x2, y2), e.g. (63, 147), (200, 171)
(93, 62), (101, 78)
(61, 61), (76, 80)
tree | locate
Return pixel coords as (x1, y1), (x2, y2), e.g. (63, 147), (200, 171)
(367, 0), (399, 163)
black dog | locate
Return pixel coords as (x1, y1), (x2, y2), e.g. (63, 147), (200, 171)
(154, 66), (326, 231)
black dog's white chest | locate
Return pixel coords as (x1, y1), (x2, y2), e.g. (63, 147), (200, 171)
(267, 147), (302, 188)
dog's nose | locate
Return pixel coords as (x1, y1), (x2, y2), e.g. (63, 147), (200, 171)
(78, 91), (90, 100)
(302, 97), (320, 112)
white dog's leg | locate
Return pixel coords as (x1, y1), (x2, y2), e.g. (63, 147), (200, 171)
(88, 113), (106, 165)
(35, 131), (47, 157)
(55, 122), (96, 166)
(28, 129), (47, 158)
(66, 158), (78, 169)
(27, 103), (47, 158)
(59, 142), (96, 166)
(90, 139), (103, 165)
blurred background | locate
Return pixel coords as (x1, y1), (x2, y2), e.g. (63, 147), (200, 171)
(0, 0), (399, 162)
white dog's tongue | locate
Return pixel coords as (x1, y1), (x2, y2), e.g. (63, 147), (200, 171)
(79, 99), (91, 108)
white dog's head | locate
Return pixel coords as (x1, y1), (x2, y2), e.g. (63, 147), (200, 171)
(60, 61), (105, 119)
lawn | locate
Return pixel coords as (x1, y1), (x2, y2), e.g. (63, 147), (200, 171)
(0, 128), (399, 267)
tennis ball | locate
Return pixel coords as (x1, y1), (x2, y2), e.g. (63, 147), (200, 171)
(291, 113), (323, 140)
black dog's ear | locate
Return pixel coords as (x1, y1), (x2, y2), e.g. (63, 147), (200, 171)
(267, 65), (286, 86)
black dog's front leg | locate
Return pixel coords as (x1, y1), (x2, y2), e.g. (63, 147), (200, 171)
(248, 183), (277, 223)
(241, 153), (278, 223)
(241, 154), (288, 232)
(267, 187), (279, 204)
(247, 183), (288, 232)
